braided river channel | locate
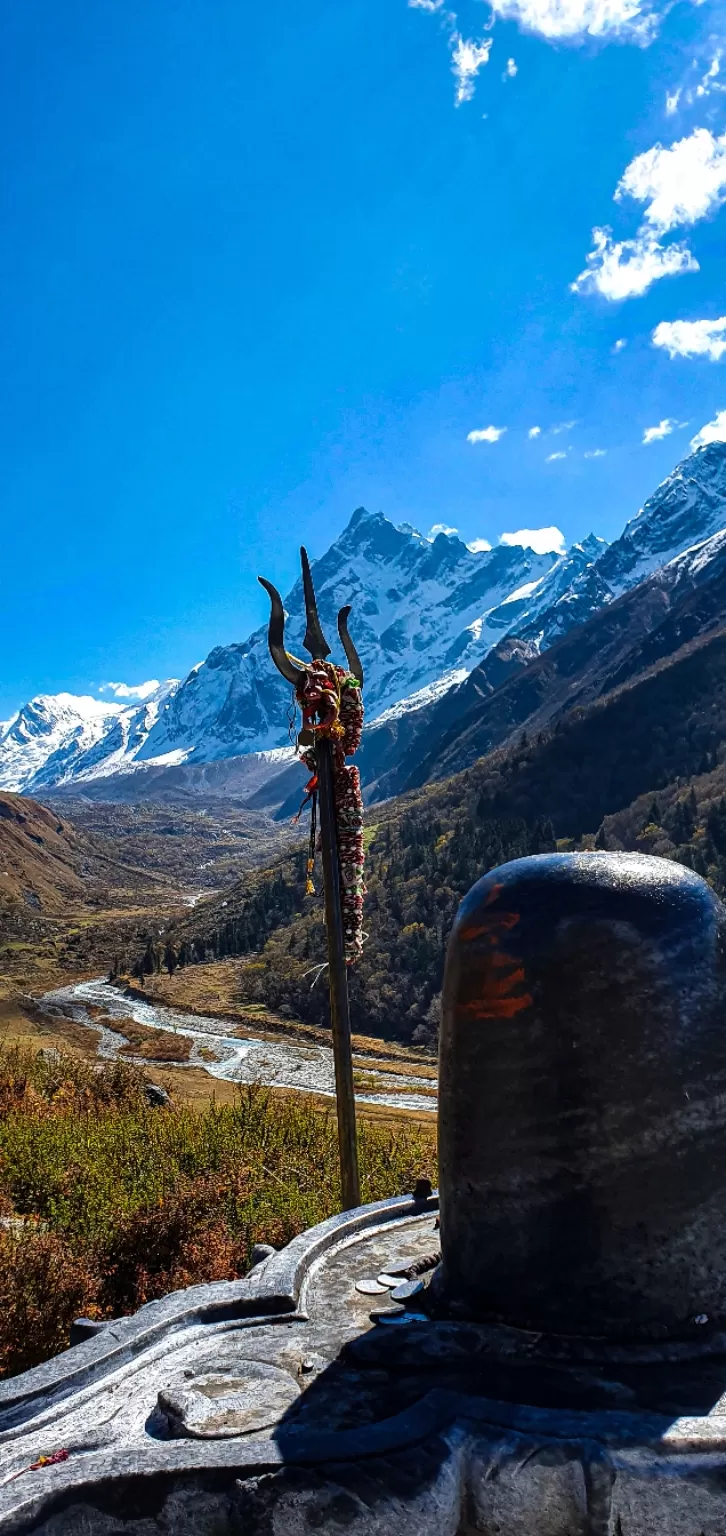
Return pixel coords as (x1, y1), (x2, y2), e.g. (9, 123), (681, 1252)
(40, 978), (438, 1113)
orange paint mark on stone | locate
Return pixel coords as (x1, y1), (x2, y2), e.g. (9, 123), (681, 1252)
(457, 903), (532, 1019)
(460, 911), (520, 943)
(456, 934), (532, 1019)
(458, 991), (532, 1019)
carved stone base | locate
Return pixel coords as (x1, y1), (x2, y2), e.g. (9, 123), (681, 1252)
(2, 1193), (726, 1534)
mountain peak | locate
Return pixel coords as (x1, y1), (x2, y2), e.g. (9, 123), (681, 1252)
(345, 505), (378, 530)
(595, 440), (726, 598)
(5, 450), (726, 795)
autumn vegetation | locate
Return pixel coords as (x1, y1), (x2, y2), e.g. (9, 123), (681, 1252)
(0, 1045), (436, 1378)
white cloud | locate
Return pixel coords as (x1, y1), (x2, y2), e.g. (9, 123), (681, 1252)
(664, 50), (725, 121)
(642, 417), (687, 443)
(584, 448), (608, 457)
(500, 526), (567, 554)
(546, 450), (568, 461)
(613, 337), (627, 351)
(652, 316), (726, 361)
(695, 51), (724, 101)
(487, 0), (663, 42)
(691, 409), (726, 448)
(551, 419), (577, 434)
(573, 128), (726, 302)
(467, 424), (506, 443)
(451, 34), (492, 103)
(408, 3), (492, 105)
(467, 536), (493, 552)
(100, 680), (161, 700)
(571, 226), (698, 300)
(503, 57), (518, 78)
(616, 128), (726, 234)
(528, 425), (541, 437)
(428, 522), (459, 538)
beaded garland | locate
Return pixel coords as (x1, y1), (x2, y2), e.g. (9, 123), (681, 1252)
(295, 660), (365, 964)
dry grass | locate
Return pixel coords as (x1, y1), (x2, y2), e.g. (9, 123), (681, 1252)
(351, 1054), (438, 1082)
(139, 961), (437, 1066)
(0, 1044), (437, 1378)
(110, 1017), (194, 1063)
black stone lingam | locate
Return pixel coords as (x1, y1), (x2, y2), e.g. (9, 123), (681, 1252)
(437, 851), (726, 1342)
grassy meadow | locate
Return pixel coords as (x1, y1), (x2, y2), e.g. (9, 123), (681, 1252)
(0, 1043), (437, 1379)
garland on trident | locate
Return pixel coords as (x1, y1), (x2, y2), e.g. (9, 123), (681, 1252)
(258, 549), (364, 1211)
(295, 659), (365, 964)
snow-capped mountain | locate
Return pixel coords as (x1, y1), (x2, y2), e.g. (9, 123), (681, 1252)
(3, 441), (725, 798)
(601, 441), (726, 595)
(483, 441), (726, 662)
(0, 514), (597, 793)
(0, 682), (178, 794)
(367, 457), (726, 800)
(138, 511), (592, 765)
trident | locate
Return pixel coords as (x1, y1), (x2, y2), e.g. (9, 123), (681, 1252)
(258, 549), (363, 1210)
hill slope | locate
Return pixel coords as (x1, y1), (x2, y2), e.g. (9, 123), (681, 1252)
(0, 794), (167, 931)
(0, 796), (98, 918)
(371, 463), (726, 797)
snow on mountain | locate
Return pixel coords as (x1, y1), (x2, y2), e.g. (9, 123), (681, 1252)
(4, 441), (725, 796)
(499, 443), (726, 660)
(598, 442), (726, 595)
(0, 682), (179, 794)
(139, 509), (589, 762)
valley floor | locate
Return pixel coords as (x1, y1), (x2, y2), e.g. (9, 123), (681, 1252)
(1, 940), (437, 1123)
(0, 908), (437, 1380)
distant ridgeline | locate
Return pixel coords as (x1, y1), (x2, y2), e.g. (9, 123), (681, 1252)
(130, 714), (726, 1045)
(132, 803), (556, 1046)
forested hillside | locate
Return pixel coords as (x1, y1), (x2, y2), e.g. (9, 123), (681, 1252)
(141, 805), (555, 1046)
(136, 612), (726, 1047)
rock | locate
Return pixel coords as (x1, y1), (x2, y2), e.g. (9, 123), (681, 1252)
(69, 1318), (111, 1347)
(143, 1083), (171, 1108)
(158, 1363), (300, 1438)
(249, 1243), (276, 1268)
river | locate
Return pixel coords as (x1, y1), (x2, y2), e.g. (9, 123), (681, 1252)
(40, 978), (438, 1114)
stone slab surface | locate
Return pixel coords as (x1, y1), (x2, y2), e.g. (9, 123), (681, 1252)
(2, 1192), (726, 1534)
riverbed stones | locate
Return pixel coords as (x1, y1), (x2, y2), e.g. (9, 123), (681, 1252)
(438, 850), (726, 1340)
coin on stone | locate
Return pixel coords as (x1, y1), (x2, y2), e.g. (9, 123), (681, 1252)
(355, 1278), (388, 1295)
(390, 1279), (425, 1302)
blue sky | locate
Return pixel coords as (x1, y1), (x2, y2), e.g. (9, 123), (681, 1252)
(2, 0), (726, 716)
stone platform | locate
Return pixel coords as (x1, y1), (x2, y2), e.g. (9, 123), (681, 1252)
(2, 1191), (726, 1534)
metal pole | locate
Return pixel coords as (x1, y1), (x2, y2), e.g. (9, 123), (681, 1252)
(315, 735), (361, 1210)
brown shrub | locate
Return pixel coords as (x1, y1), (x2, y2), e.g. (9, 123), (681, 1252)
(99, 1174), (247, 1311)
(0, 1228), (99, 1377)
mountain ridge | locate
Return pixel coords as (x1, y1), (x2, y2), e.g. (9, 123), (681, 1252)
(1, 515), (599, 793)
(359, 442), (726, 800)
(3, 441), (726, 800)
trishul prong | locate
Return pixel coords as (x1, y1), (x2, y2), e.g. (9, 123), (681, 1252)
(257, 577), (305, 686)
(259, 551), (364, 688)
(301, 546), (331, 661)
(337, 606), (364, 685)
